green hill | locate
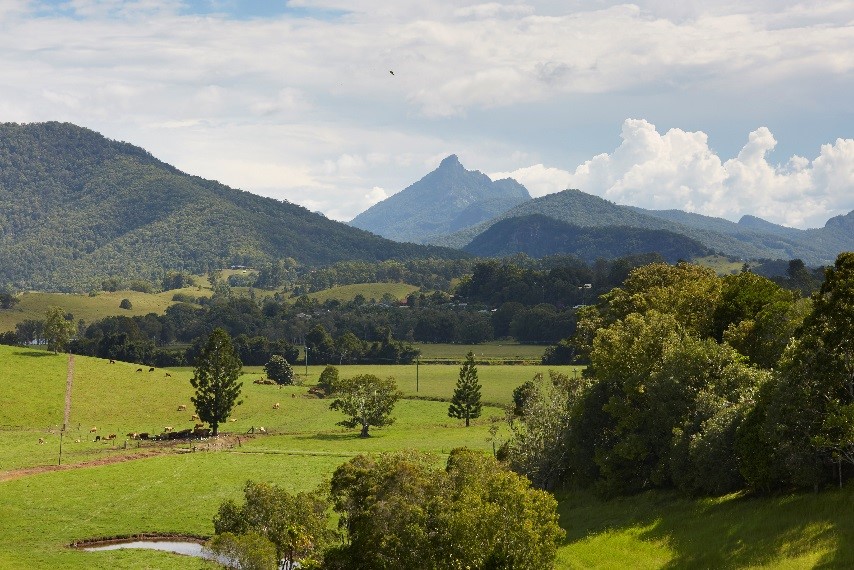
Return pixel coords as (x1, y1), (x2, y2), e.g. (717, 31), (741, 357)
(434, 189), (854, 265)
(463, 214), (711, 262)
(0, 122), (465, 292)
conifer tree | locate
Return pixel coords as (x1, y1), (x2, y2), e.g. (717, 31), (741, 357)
(191, 328), (243, 436)
(449, 351), (482, 426)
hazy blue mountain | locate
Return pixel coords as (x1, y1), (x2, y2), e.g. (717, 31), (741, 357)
(0, 122), (465, 291)
(349, 155), (531, 243)
(463, 214), (711, 263)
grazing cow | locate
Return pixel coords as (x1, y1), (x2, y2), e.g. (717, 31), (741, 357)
(149, 367), (155, 372)
(94, 435), (101, 442)
(273, 402), (280, 410)
(127, 432), (139, 440)
(191, 414), (199, 421)
(106, 434), (117, 440)
(258, 426), (266, 434)
(89, 427), (97, 433)
(165, 372), (171, 377)
(109, 359), (115, 364)
(138, 433), (149, 440)
(194, 423), (204, 430)
(38, 438), (45, 444)
(291, 394), (296, 398)
(136, 368), (143, 372)
(164, 426), (173, 432)
(229, 418), (237, 422)
(177, 405), (187, 411)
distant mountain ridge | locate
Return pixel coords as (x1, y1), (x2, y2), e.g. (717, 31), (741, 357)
(0, 122), (465, 291)
(429, 188), (854, 265)
(349, 155), (531, 243)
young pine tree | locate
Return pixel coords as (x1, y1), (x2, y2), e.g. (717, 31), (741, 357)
(449, 351), (482, 427)
(191, 328), (243, 436)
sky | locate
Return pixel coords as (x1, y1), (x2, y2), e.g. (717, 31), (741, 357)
(1, 0), (852, 229)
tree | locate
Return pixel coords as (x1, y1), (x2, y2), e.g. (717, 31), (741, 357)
(212, 481), (332, 569)
(190, 328), (243, 436)
(119, 298), (132, 310)
(43, 307), (75, 354)
(316, 365), (339, 397)
(326, 449), (564, 570)
(448, 351), (482, 427)
(329, 374), (401, 437)
(264, 355), (295, 385)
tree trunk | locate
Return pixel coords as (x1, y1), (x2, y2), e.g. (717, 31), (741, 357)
(212, 422), (218, 437)
(360, 423), (370, 438)
(465, 413), (470, 427)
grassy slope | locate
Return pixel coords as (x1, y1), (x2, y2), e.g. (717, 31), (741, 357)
(305, 282), (420, 303)
(1, 345), (852, 568)
(0, 286), (210, 332)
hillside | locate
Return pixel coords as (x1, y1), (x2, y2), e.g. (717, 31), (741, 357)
(463, 214), (711, 262)
(349, 154), (531, 243)
(434, 189), (854, 265)
(0, 122), (465, 292)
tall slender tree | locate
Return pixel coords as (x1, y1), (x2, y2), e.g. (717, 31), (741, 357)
(43, 307), (75, 354)
(191, 328), (243, 436)
(449, 351), (482, 427)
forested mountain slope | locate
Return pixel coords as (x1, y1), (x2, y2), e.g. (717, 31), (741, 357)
(463, 214), (711, 263)
(433, 189), (854, 265)
(349, 154), (531, 243)
(0, 122), (464, 291)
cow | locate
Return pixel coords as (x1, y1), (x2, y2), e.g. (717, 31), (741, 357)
(138, 433), (150, 440)
(257, 426), (266, 434)
(109, 359), (115, 364)
(177, 405), (187, 411)
(191, 414), (199, 421)
(94, 435), (101, 442)
(106, 434), (117, 440)
(165, 372), (172, 377)
(89, 427), (97, 433)
(229, 418), (237, 422)
(136, 368), (143, 372)
(194, 423), (204, 430)
(273, 402), (280, 410)
(127, 432), (139, 440)
(149, 367), (155, 372)
(74, 438), (81, 443)
(38, 438), (45, 444)
(164, 426), (173, 432)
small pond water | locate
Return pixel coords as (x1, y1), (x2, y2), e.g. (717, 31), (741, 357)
(82, 540), (210, 558)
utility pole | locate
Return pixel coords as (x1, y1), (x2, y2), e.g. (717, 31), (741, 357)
(59, 353), (74, 465)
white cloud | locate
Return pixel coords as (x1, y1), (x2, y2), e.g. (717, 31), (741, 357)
(500, 119), (854, 229)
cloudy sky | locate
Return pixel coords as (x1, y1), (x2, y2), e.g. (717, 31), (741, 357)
(2, 0), (852, 228)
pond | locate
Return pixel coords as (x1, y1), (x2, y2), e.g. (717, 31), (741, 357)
(81, 539), (210, 558)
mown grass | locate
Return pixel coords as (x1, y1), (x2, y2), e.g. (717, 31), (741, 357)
(2, 344), (853, 569)
(414, 341), (547, 361)
(0, 287), (211, 332)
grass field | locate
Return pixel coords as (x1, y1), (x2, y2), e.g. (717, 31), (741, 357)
(305, 282), (420, 303)
(1, 344), (852, 569)
(413, 341), (547, 362)
(0, 287), (211, 333)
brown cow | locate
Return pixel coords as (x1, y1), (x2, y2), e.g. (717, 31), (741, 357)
(89, 427), (98, 433)
(177, 405), (187, 411)
(38, 438), (45, 444)
(191, 414), (199, 421)
(109, 359), (115, 364)
(136, 368), (143, 372)
(106, 434), (117, 440)
(273, 402), (280, 410)
(164, 426), (173, 432)
(149, 367), (155, 372)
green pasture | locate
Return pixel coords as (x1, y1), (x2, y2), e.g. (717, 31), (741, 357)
(305, 282), (420, 303)
(694, 255), (745, 276)
(0, 287), (211, 332)
(2, 345), (853, 568)
(413, 341), (547, 361)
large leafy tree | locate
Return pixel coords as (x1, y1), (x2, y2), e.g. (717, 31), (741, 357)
(190, 328), (243, 436)
(264, 355), (294, 385)
(329, 374), (401, 437)
(43, 307), (75, 354)
(448, 351), (482, 427)
(326, 449), (564, 570)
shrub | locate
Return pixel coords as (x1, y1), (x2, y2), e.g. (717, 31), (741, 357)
(119, 298), (132, 310)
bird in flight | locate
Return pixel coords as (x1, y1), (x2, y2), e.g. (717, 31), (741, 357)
(389, 70), (394, 75)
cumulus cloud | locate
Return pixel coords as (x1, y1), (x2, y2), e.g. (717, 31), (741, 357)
(500, 119), (854, 229)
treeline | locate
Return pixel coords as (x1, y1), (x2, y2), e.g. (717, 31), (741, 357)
(506, 255), (854, 496)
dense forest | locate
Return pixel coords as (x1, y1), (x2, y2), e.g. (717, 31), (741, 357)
(505, 253), (853, 496)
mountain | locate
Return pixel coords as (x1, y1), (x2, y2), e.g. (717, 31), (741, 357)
(463, 214), (711, 262)
(433, 189), (854, 266)
(349, 154), (531, 243)
(0, 122), (465, 291)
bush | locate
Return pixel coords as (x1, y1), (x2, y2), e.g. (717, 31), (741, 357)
(119, 298), (132, 310)
(265, 355), (295, 385)
(171, 292), (198, 303)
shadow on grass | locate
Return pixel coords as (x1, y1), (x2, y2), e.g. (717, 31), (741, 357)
(13, 350), (56, 357)
(558, 485), (852, 568)
(292, 432), (366, 442)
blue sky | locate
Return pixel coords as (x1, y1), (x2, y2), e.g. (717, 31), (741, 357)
(2, 0), (852, 228)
